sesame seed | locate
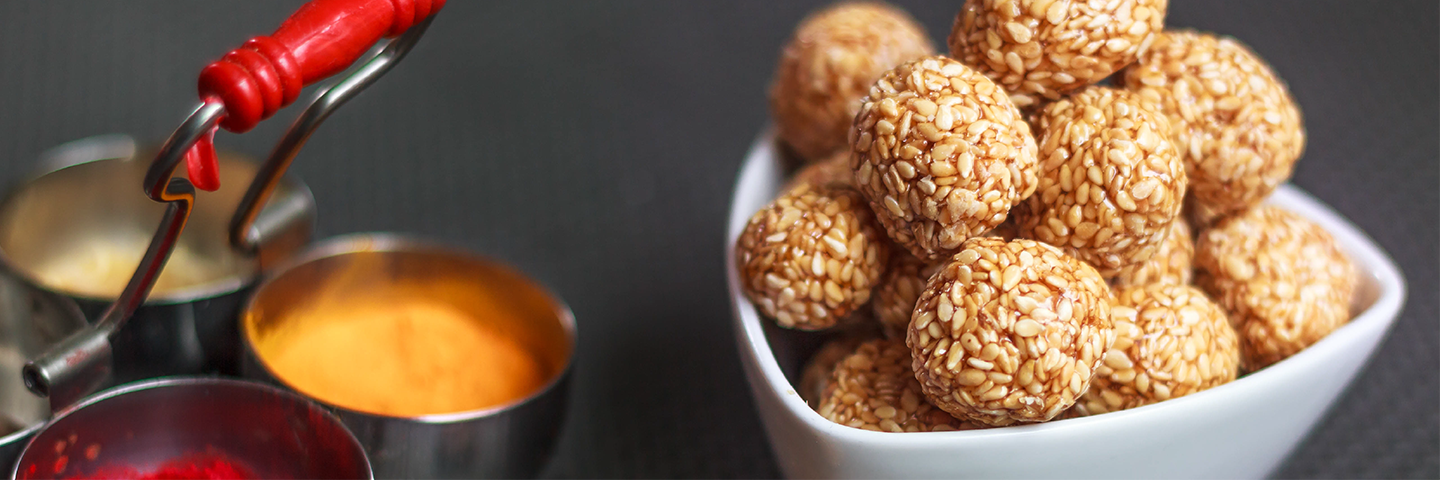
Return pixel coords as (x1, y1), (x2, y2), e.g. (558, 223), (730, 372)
(823, 236), (849, 257)
(1014, 319), (1043, 337)
(946, 348), (968, 372)
(1103, 349), (1134, 370)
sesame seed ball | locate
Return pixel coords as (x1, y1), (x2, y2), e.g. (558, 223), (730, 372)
(947, 0), (1168, 108)
(1076, 284), (1240, 416)
(1194, 206), (1354, 371)
(909, 237), (1114, 426)
(1120, 30), (1306, 218)
(784, 150), (855, 193)
(1109, 218), (1193, 288)
(737, 185), (891, 330)
(770, 2), (934, 161)
(851, 56), (1040, 262)
(872, 225), (1019, 339)
(800, 333), (875, 408)
(1013, 86), (1187, 278)
(816, 339), (980, 432)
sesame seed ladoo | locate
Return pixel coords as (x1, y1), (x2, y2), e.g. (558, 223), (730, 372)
(948, 0), (1168, 108)
(1120, 30), (1306, 219)
(1076, 284), (1240, 416)
(800, 333), (877, 408)
(736, 184), (891, 331)
(909, 238), (1114, 426)
(851, 55), (1039, 262)
(816, 339), (982, 432)
(1013, 86), (1187, 278)
(1109, 218), (1193, 288)
(1194, 206), (1354, 371)
(770, 2), (934, 162)
(749, 0), (1353, 435)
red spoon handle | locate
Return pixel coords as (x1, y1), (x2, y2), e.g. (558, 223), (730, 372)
(198, 0), (445, 133)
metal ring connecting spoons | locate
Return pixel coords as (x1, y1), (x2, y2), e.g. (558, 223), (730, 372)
(22, 9), (438, 412)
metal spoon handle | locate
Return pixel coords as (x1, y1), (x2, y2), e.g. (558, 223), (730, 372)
(230, 16), (435, 254)
(23, 101), (221, 409)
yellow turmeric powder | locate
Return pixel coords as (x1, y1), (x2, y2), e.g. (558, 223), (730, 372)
(252, 298), (549, 417)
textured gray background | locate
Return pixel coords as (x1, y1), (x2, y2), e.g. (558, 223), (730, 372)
(0, 1), (1434, 478)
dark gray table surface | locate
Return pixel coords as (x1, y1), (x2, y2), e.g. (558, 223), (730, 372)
(0, 1), (1435, 478)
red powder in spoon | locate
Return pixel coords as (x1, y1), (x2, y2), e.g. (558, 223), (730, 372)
(62, 452), (254, 480)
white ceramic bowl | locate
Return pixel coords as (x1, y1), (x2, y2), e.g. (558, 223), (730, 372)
(725, 131), (1406, 480)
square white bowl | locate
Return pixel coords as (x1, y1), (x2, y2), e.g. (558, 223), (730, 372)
(724, 131), (1406, 479)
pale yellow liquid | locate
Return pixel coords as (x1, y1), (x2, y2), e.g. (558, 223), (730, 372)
(32, 234), (225, 297)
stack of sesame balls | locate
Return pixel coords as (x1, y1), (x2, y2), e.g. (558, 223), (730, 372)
(735, 0), (1356, 432)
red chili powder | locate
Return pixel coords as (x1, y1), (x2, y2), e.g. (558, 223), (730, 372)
(63, 452), (254, 480)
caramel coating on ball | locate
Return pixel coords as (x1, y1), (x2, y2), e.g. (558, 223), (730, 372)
(909, 238), (1114, 426)
(737, 185), (891, 330)
(1076, 284), (1239, 416)
(816, 339), (980, 432)
(948, 0), (1168, 108)
(1014, 86), (1187, 277)
(851, 56), (1039, 262)
(1195, 206), (1354, 370)
(1120, 30), (1306, 218)
(770, 2), (934, 161)
(784, 150), (855, 193)
(1109, 218), (1193, 288)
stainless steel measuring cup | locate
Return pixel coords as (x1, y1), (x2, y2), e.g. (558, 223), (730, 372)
(11, 377), (372, 479)
(240, 234), (576, 479)
(0, 135), (315, 386)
